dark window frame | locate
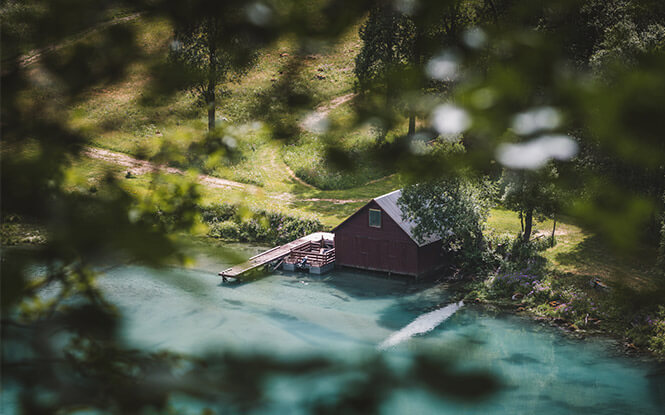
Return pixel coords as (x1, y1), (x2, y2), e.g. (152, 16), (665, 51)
(369, 209), (382, 228)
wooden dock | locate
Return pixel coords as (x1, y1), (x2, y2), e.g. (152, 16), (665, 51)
(219, 232), (334, 280)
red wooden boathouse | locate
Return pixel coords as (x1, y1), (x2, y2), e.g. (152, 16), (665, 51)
(333, 190), (447, 277)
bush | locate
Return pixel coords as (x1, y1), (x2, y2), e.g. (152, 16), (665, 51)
(208, 220), (240, 240)
(200, 203), (324, 245)
(649, 306), (665, 356)
(658, 208), (665, 276)
(506, 238), (549, 271)
(199, 204), (237, 223)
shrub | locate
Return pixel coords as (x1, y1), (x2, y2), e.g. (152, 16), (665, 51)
(649, 306), (665, 356)
(208, 220), (240, 240)
(658, 207), (665, 276)
(200, 203), (324, 245)
(488, 273), (554, 303)
(200, 204), (237, 223)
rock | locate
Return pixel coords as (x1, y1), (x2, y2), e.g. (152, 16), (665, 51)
(589, 277), (610, 291)
(511, 292), (524, 300)
(280, 52), (289, 57)
(549, 300), (560, 307)
(516, 307), (526, 312)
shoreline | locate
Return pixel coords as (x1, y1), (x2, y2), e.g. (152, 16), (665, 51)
(448, 277), (664, 362)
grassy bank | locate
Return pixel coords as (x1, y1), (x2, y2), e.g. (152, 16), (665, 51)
(467, 210), (665, 359)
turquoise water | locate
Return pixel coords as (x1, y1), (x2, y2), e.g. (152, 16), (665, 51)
(4, 247), (664, 414)
(91, 250), (664, 415)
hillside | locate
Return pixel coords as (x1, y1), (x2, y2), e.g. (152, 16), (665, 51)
(48, 15), (657, 290)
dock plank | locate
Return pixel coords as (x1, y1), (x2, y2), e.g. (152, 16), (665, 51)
(219, 232), (334, 279)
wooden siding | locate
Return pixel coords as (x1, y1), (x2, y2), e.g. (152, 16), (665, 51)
(334, 201), (420, 276)
(417, 239), (447, 276)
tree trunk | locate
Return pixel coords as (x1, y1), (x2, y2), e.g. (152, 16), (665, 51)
(551, 216), (557, 247)
(408, 114), (416, 136)
(207, 84), (215, 132)
(519, 210), (524, 234)
(523, 208), (533, 242)
(207, 19), (216, 132)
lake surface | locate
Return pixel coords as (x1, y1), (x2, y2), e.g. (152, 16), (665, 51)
(4, 245), (665, 414)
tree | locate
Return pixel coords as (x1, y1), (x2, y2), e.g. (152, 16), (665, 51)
(399, 176), (494, 272)
(170, 14), (257, 132)
(355, 1), (487, 137)
(500, 168), (562, 242)
(355, 4), (417, 133)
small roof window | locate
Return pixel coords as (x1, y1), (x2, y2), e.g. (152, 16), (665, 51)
(369, 209), (381, 228)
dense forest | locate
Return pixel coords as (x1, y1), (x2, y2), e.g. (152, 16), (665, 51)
(2, 0), (665, 413)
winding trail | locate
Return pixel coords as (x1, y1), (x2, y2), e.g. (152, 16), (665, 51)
(83, 146), (364, 204)
(14, 11), (382, 206)
(12, 13), (142, 70)
(315, 92), (356, 114)
(84, 147), (248, 191)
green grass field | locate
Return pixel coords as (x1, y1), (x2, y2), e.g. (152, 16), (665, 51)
(55, 15), (660, 291)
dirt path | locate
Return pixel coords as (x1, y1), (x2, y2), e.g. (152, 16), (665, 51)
(83, 146), (364, 204)
(286, 92), (358, 187)
(12, 13), (142, 70)
(297, 197), (364, 204)
(84, 147), (250, 191)
(17, 12), (369, 205)
(315, 92), (356, 115)
(271, 150), (317, 190)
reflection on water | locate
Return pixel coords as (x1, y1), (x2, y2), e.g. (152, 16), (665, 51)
(379, 301), (464, 350)
(8, 250), (665, 414)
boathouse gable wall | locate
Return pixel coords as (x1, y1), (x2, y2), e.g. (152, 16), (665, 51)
(334, 200), (420, 276)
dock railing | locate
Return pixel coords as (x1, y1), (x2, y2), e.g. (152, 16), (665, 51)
(285, 241), (335, 267)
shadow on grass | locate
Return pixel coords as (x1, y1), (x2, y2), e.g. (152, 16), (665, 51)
(553, 233), (658, 286)
(287, 172), (400, 200)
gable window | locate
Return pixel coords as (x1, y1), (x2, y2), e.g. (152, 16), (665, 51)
(369, 209), (382, 228)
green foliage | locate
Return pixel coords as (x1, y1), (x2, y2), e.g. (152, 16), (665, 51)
(579, 0), (665, 73)
(0, 215), (47, 246)
(399, 176), (495, 273)
(500, 166), (565, 241)
(201, 203), (324, 245)
(355, 5), (416, 93)
(488, 235), (551, 273)
(169, 11), (260, 130)
(649, 306), (665, 356)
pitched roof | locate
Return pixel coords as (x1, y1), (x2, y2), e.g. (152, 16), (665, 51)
(373, 190), (441, 247)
